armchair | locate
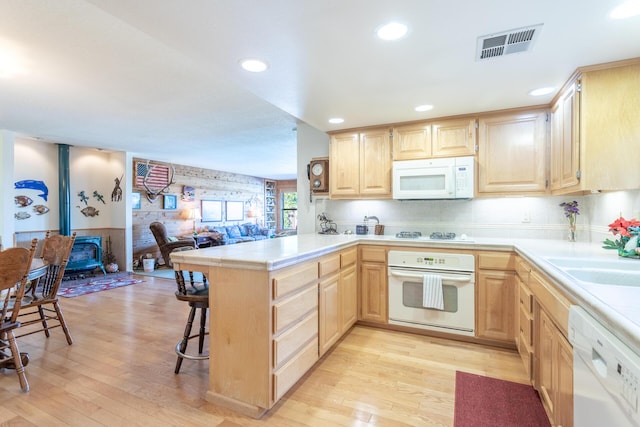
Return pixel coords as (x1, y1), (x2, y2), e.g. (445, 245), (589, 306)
(149, 222), (196, 268)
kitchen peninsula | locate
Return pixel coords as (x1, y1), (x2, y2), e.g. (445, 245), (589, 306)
(170, 233), (640, 421)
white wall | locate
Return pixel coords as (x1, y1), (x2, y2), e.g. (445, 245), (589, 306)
(296, 122), (330, 234)
(13, 138), (59, 232)
(0, 130), (16, 249)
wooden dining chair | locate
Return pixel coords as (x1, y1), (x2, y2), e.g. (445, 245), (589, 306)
(174, 269), (209, 374)
(16, 232), (76, 345)
(0, 238), (38, 392)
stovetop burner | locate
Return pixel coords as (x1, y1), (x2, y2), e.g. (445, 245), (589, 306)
(395, 231), (422, 238)
(430, 232), (456, 240)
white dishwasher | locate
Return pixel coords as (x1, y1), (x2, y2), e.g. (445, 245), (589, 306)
(569, 306), (640, 426)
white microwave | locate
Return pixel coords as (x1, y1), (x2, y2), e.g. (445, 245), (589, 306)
(392, 156), (474, 200)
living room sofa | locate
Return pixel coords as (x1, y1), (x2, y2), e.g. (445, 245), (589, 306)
(205, 223), (274, 245)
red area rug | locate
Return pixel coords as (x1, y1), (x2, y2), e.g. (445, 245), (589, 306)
(59, 272), (143, 298)
(454, 371), (550, 427)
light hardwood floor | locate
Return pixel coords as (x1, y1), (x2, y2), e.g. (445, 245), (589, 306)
(0, 275), (529, 426)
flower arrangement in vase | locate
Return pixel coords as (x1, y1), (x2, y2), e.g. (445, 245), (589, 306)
(559, 201), (579, 241)
(603, 216), (640, 258)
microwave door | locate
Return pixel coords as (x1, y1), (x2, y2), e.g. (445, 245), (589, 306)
(395, 166), (453, 199)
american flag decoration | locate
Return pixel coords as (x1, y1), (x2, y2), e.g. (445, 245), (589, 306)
(135, 161), (170, 190)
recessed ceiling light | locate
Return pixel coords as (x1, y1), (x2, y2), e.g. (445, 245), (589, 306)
(328, 118), (344, 124)
(376, 22), (409, 41)
(528, 87), (555, 96)
(610, 0), (640, 19)
(414, 104), (434, 112)
(240, 58), (269, 72)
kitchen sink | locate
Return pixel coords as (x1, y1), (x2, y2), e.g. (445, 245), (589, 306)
(560, 267), (640, 287)
(545, 256), (640, 272)
(544, 257), (640, 286)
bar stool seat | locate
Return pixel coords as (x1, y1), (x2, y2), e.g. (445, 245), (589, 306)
(174, 270), (209, 374)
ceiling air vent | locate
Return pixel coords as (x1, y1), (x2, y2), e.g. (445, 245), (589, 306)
(476, 24), (543, 61)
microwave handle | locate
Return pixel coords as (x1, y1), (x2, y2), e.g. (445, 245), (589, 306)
(389, 271), (472, 283)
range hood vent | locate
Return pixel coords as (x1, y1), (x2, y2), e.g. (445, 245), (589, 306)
(476, 24), (543, 60)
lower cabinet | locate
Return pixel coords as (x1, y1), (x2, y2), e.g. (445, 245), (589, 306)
(536, 304), (574, 427)
(476, 252), (517, 343)
(340, 263), (358, 333)
(359, 246), (387, 324)
(319, 247), (359, 356)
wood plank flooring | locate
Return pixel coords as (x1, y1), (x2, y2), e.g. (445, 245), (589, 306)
(0, 275), (529, 426)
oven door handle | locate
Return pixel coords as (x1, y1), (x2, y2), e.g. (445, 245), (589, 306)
(389, 271), (472, 283)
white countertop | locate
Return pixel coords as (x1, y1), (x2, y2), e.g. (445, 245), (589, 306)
(170, 233), (640, 356)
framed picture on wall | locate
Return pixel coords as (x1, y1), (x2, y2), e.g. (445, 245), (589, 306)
(201, 200), (223, 222)
(226, 200), (244, 221)
(163, 194), (177, 210)
(132, 192), (141, 210)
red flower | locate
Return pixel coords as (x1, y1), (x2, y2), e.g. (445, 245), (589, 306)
(608, 217), (640, 237)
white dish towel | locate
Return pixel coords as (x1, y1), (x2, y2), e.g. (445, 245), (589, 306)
(422, 274), (444, 310)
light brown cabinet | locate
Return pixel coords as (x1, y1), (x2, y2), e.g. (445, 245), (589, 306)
(271, 262), (320, 402)
(550, 78), (580, 192)
(476, 252), (517, 343)
(477, 109), (548, 195)
(359, 245), (387, 324)
(529, 269), (574, 427)
(516, 257), (534, 380)
(550, 60), (640, 194)
(329, 128), (392, 199)
(536, 303), (573, 427)
(340, 248), (358, 333)
(392, 118), (476, 161)
(318, 248), (358, 356)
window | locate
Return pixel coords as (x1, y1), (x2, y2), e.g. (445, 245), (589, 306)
(281, 191), (298, 230)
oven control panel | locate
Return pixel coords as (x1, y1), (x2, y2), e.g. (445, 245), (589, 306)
(387, 250), (475, 272)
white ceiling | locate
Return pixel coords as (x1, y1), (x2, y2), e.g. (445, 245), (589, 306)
(1, 1), (639, 180)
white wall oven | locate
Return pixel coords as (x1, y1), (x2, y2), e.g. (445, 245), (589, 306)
(388, 250), (475, 336)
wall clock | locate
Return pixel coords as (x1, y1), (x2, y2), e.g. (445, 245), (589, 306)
(308, 157), (329, 193)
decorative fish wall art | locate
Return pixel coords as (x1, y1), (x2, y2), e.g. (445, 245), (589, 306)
(15, 211), (30, 220)
(79, 206), (99, 217)
(33, 205), (49, 215)
(15, 195), (33, 207)
(14, 180), (49, 201)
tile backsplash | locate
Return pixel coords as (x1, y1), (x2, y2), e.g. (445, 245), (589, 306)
(314, 189), (640, 243)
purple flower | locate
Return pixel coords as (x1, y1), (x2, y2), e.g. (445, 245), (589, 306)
(559, 201), (579, 226)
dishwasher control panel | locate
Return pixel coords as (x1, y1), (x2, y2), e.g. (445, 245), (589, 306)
(620, 363), (639, 413)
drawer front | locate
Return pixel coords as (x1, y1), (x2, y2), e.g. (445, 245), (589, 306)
(273, 311), (318, 369)
(340, 247), (358, 268)
(318, 254), (340, 277)
(273, 284), (318, 334)
(359, 246), (386, 263)
(478, 251), (516, 270)
(515, 258), (531, 283)
(273, 339), (318, 401)
(272, 262), (318, 299)
(519, 281), (533, 313)
(519, 306), (533, 346)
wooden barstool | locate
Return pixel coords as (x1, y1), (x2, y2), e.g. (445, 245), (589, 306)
(174, 270), (209, 374)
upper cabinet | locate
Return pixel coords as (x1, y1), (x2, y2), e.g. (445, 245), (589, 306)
(329, 128), (392, 199)
(477, 109), (548, 196)
(392, 117), (476, 161)
(550, 60), (640, 194)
